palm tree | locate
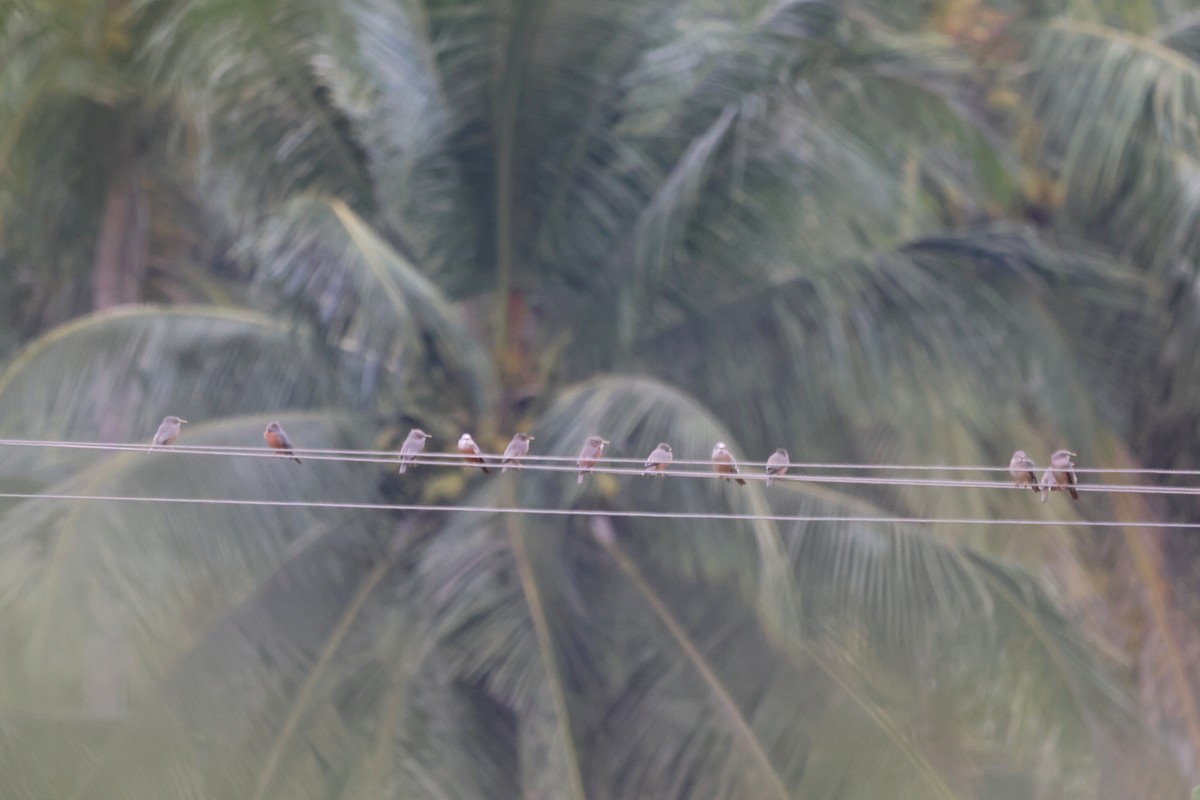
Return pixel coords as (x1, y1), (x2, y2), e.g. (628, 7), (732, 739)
(0, 0), (1191, 796)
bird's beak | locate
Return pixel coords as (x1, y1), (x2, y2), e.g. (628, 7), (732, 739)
(602, 439), (610, 445)
(1068, 451), (1077, 457)
(180, 420), (188, 424)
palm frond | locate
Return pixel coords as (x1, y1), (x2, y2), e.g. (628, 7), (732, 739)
(604, 14), (1002, 355)
(0, 307), (338, 490)
(635, 226), (1150, 531)
(384, 672), (521, 800)
(1025, 17), (1200, 268)
(308, 0), (486, 295)
(598, 534), (794, 800)
(518, 376), (792, 610)
(0, 416), (439, 800)
(414, 488), (593, 798)
(0, 413), (381, 705)
(133, 0), (374, 217)
(503, 500), (588, 800)
(72, 545), (421, 800)
(769, 492), (1167, 799)
(250, 197), (496, 421)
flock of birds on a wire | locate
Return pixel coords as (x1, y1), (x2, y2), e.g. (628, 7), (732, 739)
(148, 416), (1082, 502)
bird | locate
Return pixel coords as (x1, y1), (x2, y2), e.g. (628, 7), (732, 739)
(712, 442), (745, 485)
(502, 433), (534, 472)
(398, 429), (432, 474)
(457, 433), (490, 474)
(263, 421), (301, 463)
(576, 435), (609, 484)
(1039, 468), (1057, 503)
(766, 448), (790, 487)
(643, 443), (673, 476)
(1008, 450), (1039, 493)
(147, 416), (187, 452)
(1049, 449), (1079, 500)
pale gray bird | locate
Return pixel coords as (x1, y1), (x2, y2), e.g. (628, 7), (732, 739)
(765, 448), (790, 487)
(1008, 450), (1039, 493)
(1049, 449), (1079, 500)
(147, 415), (187, 452)
(1039, 467), (1057, 503)
(398, 429), (432, 474)
(644, 442), (673, 476)
(712, 442), (745, 486)
(457, 433), (490, 474)
(576, 435), (609, 484)
(502, 432), (534, 472)
(264, 421), (301, 463)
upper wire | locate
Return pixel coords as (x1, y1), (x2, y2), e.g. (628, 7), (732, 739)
(2, 438), (1196, 523)
(2, 437), (1199, 476)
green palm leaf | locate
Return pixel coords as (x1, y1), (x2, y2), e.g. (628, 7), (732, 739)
(0, 413), (380, 706)
(0, 307), (338, 490)
(252, 197), (495, 421)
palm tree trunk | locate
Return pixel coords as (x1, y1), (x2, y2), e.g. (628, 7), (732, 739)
(92, 130), (147, 309)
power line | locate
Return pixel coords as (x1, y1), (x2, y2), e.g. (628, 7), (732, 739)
(0, 491), (1197, 527)
(2, 437), (1199, 476)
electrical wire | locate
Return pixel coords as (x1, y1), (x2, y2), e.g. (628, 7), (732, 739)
(0, 491), (1197, 527)
(2, 438), (1196, 524)
(2, 437), (1200, 477)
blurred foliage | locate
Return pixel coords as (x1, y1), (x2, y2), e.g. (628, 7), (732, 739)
(2, 0), (1200, 796)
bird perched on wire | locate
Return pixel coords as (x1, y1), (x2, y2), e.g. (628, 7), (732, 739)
(765, 448), (790, 487)
(1039, 467), (1057, 502)
(398, 429), (432, 474)
(1041, 449), (1079, 502)
(1008, 450), (1038, 493)
(711, 442), (745, 485)
(644, 443), (673, 476)
(147, 416), (187, 452)
(576, 435), (609, 484)
(502, 432), (534, 472)
(263, 421), (301, 463)
(458, 433), (490, 474)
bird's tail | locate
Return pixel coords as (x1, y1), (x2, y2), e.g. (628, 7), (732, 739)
(1068, 487), (1079, 500)
(735, 478), (746, 486)
(577, 472), (585, 485)
(398, 464), (408, 475)
(481, 465), (491, 474)
(1040, 486), (1049, 503)
(766, 476), (775, 487)
(292, 456), (302, 464)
